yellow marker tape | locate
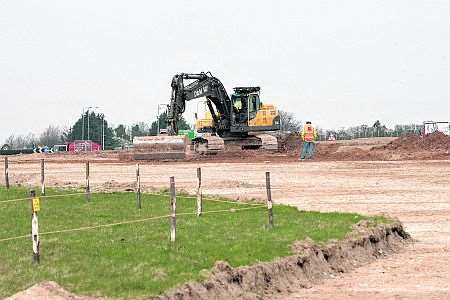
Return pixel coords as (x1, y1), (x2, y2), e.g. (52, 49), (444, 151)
(32, 197), (40, 212)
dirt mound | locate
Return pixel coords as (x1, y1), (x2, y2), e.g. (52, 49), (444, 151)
(8, 221), (409, 300)
(151, 220), (410, 300)
(376, 132), (450, 152)
(6, 281), (91, 300)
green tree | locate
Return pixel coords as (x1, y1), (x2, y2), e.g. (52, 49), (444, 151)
(114, 124), (130, 141)
(131, 122), (149, 139)
(65, 112), (117, 149)
(149, 111), (191, 135)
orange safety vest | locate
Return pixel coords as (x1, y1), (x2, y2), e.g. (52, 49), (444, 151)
(302, 125), (316, 141)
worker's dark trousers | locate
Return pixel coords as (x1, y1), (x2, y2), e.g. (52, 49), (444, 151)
(300, 141), (314, 159)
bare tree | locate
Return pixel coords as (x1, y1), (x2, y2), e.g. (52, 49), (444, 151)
(278, 110), (302, 133)
(4, 133), (37, 149)
(4, 135), (16, 148)
(39, 125), (63, 147)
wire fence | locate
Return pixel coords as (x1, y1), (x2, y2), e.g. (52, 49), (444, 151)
(0, 157), (275, 265)
(1, 157), (449, 262)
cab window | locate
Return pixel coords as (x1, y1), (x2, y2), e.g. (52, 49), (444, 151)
(248, 95), (260, 113)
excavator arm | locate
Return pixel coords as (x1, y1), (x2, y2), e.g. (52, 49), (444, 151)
(167, 72), (231, 135)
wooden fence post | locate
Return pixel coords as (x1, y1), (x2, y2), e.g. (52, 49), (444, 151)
(196, 167), (202, 216)
(4, 157), (9, 189)
(265, 172), (274, 228)
(30, 190), (40, 263)
(136, 164), (141, 209)
(170, 176), (176, 242)
(40, 159), (45, 195)
(85, 161), (90, 202)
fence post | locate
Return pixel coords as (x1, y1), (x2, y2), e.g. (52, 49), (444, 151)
(30, 190), (40, 263)
(265, 171), (274, 228)
(4, 157), (9, 189)
(196, 167), (202, 216)
(85, 161), (90, 202)
(40, 159), (45, 195)
(136, 164), (141, 209)
(170, 176), (176, 242)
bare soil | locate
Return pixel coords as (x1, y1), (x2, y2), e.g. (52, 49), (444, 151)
(150, 221), (409, 300)
(7, 134), (450, 165)
(7, 219), (409, 300)
(2, 136), (450, 299)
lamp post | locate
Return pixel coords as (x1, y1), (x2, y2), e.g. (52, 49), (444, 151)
(81, 107), (86, 140)
(86, 106), (99, 141)
(157, 104), (167, 136)
(102, 114), (105, 151)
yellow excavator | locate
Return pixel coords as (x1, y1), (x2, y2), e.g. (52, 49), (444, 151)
(133, 72), (280, 159)
(171, 72), (280, 154)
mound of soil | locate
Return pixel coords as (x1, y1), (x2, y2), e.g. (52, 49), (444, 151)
(7, 281), (89, 300)
(8, 220), (410, 300)
(376, 132), (450, 152)
(152, 220), (410, 300)
(280, 132), (450, 161)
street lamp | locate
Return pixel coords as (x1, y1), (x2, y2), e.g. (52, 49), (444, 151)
(157, 104), (167, 136)
(87, 106), (99, 141)
(82, 106), (98, 140)
(101, 113), (105, 151)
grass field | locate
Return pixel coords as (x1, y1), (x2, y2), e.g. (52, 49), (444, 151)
(0, 186), (382, 299)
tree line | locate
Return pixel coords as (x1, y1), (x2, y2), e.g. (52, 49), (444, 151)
(3, 111), (190, 150)
(4, 109), (425, 150)
(277, 112), (423, 141)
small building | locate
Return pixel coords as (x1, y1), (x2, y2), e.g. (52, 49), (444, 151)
(423, 121), (450, 136)
(68, 140), (101, 152)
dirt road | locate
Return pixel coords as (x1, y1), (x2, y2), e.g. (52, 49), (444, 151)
(3, 159), (450, 299)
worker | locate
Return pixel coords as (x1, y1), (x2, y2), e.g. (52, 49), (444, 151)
(300, 121), (317, 160)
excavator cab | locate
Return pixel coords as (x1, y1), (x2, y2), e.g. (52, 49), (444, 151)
(230, 87), (261, 126)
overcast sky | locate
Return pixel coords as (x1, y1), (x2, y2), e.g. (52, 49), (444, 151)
(1, 1), (449, 142)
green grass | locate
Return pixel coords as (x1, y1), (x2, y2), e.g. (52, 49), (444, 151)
(0, 186), (380, 299)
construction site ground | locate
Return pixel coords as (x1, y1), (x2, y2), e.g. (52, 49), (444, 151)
(3, 135), (450, 299)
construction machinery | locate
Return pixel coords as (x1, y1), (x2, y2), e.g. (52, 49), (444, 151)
(167, 72), (280, 154)
(131, 72), (280, 159)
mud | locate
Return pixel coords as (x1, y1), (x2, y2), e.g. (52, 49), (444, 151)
(150, 220), (410, 299)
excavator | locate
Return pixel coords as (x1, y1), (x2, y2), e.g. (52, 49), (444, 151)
(166, 72), (280, 154)
(133, 72), (280, 158)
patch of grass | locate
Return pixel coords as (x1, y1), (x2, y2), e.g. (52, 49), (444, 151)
(0, 186), (377, 299)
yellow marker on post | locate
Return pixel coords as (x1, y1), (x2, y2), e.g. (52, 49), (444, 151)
(30, 190), (40, 263)
(32, 197), (40, 212)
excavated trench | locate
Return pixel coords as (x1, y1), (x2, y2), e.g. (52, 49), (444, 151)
(150, 220), (410, 300)
(8, 220), (410, 300)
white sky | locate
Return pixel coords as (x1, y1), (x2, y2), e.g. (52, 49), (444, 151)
(1, 1), (449, 142)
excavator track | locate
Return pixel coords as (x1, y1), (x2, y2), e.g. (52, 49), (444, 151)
(193, 135), (225, 155)
(253, 133), (278, 151)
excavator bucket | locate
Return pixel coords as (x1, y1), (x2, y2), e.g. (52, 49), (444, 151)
(132, 136), (188, 160)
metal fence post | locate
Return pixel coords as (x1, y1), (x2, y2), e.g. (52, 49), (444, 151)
(4, 157), (9, 189)
(196, 167), (202, 216)
(40, 159), (45, 195)
(170, 176), (176, 242)
(136, 164), (141, 209)
(265, 171), (274, 228)
(85, 161), (90, 202)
